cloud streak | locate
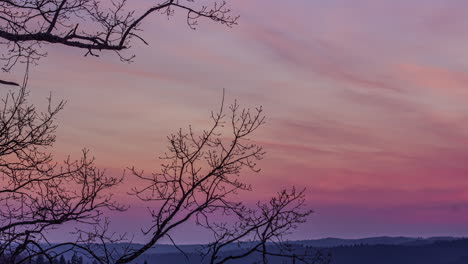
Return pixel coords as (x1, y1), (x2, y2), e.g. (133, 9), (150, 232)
(25, 0), (468, 239)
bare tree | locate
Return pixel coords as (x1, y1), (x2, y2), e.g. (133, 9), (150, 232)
(1, 2), (324, 263)
(108, 96), (321, 264)
(0, 0), (238, 73)
(1, 82), (324, 264)
(0, 77), (123, 263)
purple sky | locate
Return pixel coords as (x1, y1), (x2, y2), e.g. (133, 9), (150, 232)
(7, 0), (468, 243)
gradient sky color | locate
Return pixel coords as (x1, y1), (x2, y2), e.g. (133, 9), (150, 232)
(7, 0), (468, 243)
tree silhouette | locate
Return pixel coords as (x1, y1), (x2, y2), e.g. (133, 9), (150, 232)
(106, 96), (318, 264)
(0, 0), (238, 73)
(0, 82), (322, 264)
(0, 78), (124, 263)
(0, 2), (324, 263)
(35, 255), (44, 264)
(59, 256), (66, 264)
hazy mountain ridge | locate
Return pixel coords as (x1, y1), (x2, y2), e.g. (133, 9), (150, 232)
(41, 237), (468, 263)
(291, 236), (462, 248)
(133, 238), (468, 264)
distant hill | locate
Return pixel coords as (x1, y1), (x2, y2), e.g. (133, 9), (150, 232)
(134, 238), (468, 264)
(39, 237), (468, 264)
(325, 239), (468, 264)
(292, 236), (461, 248)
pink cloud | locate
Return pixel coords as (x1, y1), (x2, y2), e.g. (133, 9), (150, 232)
(396, 63), (468, 95)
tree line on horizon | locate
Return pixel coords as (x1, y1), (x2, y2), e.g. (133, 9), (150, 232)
(25, 255), (158, 264)
(18, 238), (468, 264)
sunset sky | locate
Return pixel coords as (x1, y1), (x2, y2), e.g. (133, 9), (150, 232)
(9, 0), (468, 243)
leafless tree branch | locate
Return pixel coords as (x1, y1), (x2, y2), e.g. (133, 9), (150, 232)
(0, 77), (124, 263)
(0, 0), (239, 73)
(117, 94), (320, 264)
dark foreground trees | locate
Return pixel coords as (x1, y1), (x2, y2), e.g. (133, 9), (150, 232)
(118, 97), (315, 264)
(1, 2), (326, 263)
(0, 79), (124, 263)
(1, 81), (323, 264)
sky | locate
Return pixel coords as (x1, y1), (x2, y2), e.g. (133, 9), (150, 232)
(6, 0), (468, 243)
